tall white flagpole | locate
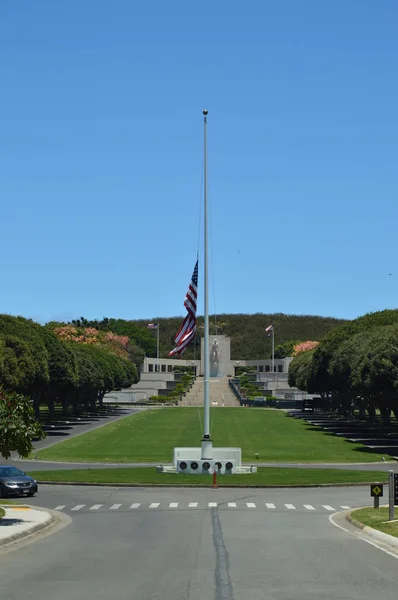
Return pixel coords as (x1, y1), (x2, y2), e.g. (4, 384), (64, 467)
(272, 327), (275, 373)
(157, 325), (160, 372)
(202, 109), (212, 458)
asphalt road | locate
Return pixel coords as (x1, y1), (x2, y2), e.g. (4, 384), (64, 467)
(1, 486), (397, 600)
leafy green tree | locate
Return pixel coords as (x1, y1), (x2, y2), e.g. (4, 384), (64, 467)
(0, 316), (49, 416)
(349, 324), (398, 424)
(0, 388), (45, 459)
(67, 344), (103, 414)
(288, 349), (315, 391)
(310, 309), (398, 399)
(39, 327), (78, 418)
(273, 340), (302, 359)
(0, 334), (37, 392)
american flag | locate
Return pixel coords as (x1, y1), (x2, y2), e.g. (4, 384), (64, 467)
(147, 323), (158, 329)
(169, 259), (198, 356)
(266, 323), (274, 337)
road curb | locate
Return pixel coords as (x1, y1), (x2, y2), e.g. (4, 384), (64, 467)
(35, 480), (381, 489)
(0, 506), (55, 548)
(346, 509), (398, 549)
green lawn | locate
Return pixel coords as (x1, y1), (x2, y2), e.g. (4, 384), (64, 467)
(34, 408), (387, 463)
(350, 507), (398, 538)
(28, 467), (388, 487)
(0, 507), (5, 519)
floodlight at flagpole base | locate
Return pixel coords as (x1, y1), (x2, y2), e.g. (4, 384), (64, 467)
(157, 446), (257, 474)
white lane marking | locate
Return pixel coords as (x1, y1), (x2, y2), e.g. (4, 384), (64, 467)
(228, 502), (237, 508)
(265, 503), (276, 509)
(208, 502), (217, 508)
(329, 513), (398, 560)
(90, 504), (102, 510)
(110, 503), (122, 510)
(149, 503), (160, 508)
(130, 503), (140, 509)
(189, 502), (198, 508)
(304, 505), (316, 511)
(322, 505), (336, 511)
(285, 504), (296, 510)
(54, 505), (66, 510)
(169, 503), (179, 508)
(71, 505), (85, 511)
(247, 503), (256, 508)
(340, 505), (351, 510)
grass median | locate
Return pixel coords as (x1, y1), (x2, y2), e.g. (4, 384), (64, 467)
(34, 408), (387, 463)
(350, 507), (398, 537)
(27, 467), (389, 487)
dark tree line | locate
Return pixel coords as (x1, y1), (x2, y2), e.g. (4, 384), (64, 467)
(288, 310), (398, 423)
(0, 315), (139, 419)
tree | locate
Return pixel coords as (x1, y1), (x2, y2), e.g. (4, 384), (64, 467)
(310, 309), (398, 399)
(0, 316), (49, 416)
(0, 388), (45, 459)
(350, 324), (398, 424)
(39, 327), (78, 418)
(0, 334), (37, 392)
(273, 340), (302, 359)
(288, 349), (316, 391)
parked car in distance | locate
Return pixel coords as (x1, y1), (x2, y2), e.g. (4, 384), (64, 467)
(0, 466), (38, 498)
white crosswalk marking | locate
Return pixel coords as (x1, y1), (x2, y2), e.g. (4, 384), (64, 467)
(247, 503), (256, 508)
(208, 502), (217, 508)
(54, 505), (66, 511)
(149, 503), (160, 508)
(189, 502), (198, 508)
(90, 504), (102, 510)
(71, 505), (85, 511)
(228, 502), (237, 508)
(265, 503), (276, 509)
(340, 505), (350, 510)
(322, 505), (335, 511)
(285, 504), (296, 510)
(169, 503), (179, 508)
(110, 504), (122, 510)
(304, 505), (315, 511)
(130, 503), (140, 509)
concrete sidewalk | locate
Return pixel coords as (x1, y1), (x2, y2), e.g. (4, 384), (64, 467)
(0, 506), (54, 547)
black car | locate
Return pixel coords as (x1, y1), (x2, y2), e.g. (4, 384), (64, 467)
(0, 466), (38, 498)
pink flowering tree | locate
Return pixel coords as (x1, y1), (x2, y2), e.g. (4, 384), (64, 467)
(293, 341), (319, 356)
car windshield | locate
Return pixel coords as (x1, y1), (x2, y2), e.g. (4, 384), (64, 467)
(0, 467), (24, 477)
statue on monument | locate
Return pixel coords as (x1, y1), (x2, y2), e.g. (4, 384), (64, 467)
(210, 339), (220, 377)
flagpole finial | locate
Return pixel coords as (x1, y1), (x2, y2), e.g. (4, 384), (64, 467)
(203, 109), (208, 115)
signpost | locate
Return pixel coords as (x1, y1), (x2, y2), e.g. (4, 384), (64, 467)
(388, 470), (398, 521)
(370, 483), (383, 509)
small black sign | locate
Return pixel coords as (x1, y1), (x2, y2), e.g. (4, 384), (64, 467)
(394, 474), (398, 504)
(371, 484), (383, 497)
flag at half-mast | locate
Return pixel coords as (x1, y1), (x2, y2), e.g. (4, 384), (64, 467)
(169, 259), (198, 356)
(266, 323), (274, 337)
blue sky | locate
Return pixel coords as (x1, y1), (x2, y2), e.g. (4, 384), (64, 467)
(1, 0), (397, 324)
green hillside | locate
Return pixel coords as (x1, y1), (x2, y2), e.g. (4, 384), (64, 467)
(70, 313), (346, 361)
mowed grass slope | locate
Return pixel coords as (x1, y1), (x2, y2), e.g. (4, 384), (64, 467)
(28, 467), (388, 486)
(35, 408), (386, 463)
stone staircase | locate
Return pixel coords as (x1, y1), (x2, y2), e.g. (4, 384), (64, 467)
(181, 377), (240, 407)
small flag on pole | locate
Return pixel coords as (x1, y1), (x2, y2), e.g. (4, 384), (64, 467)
(169, 259), (198, 356)
(147, 323), (158, 329)
(266, 323), (274, 337)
